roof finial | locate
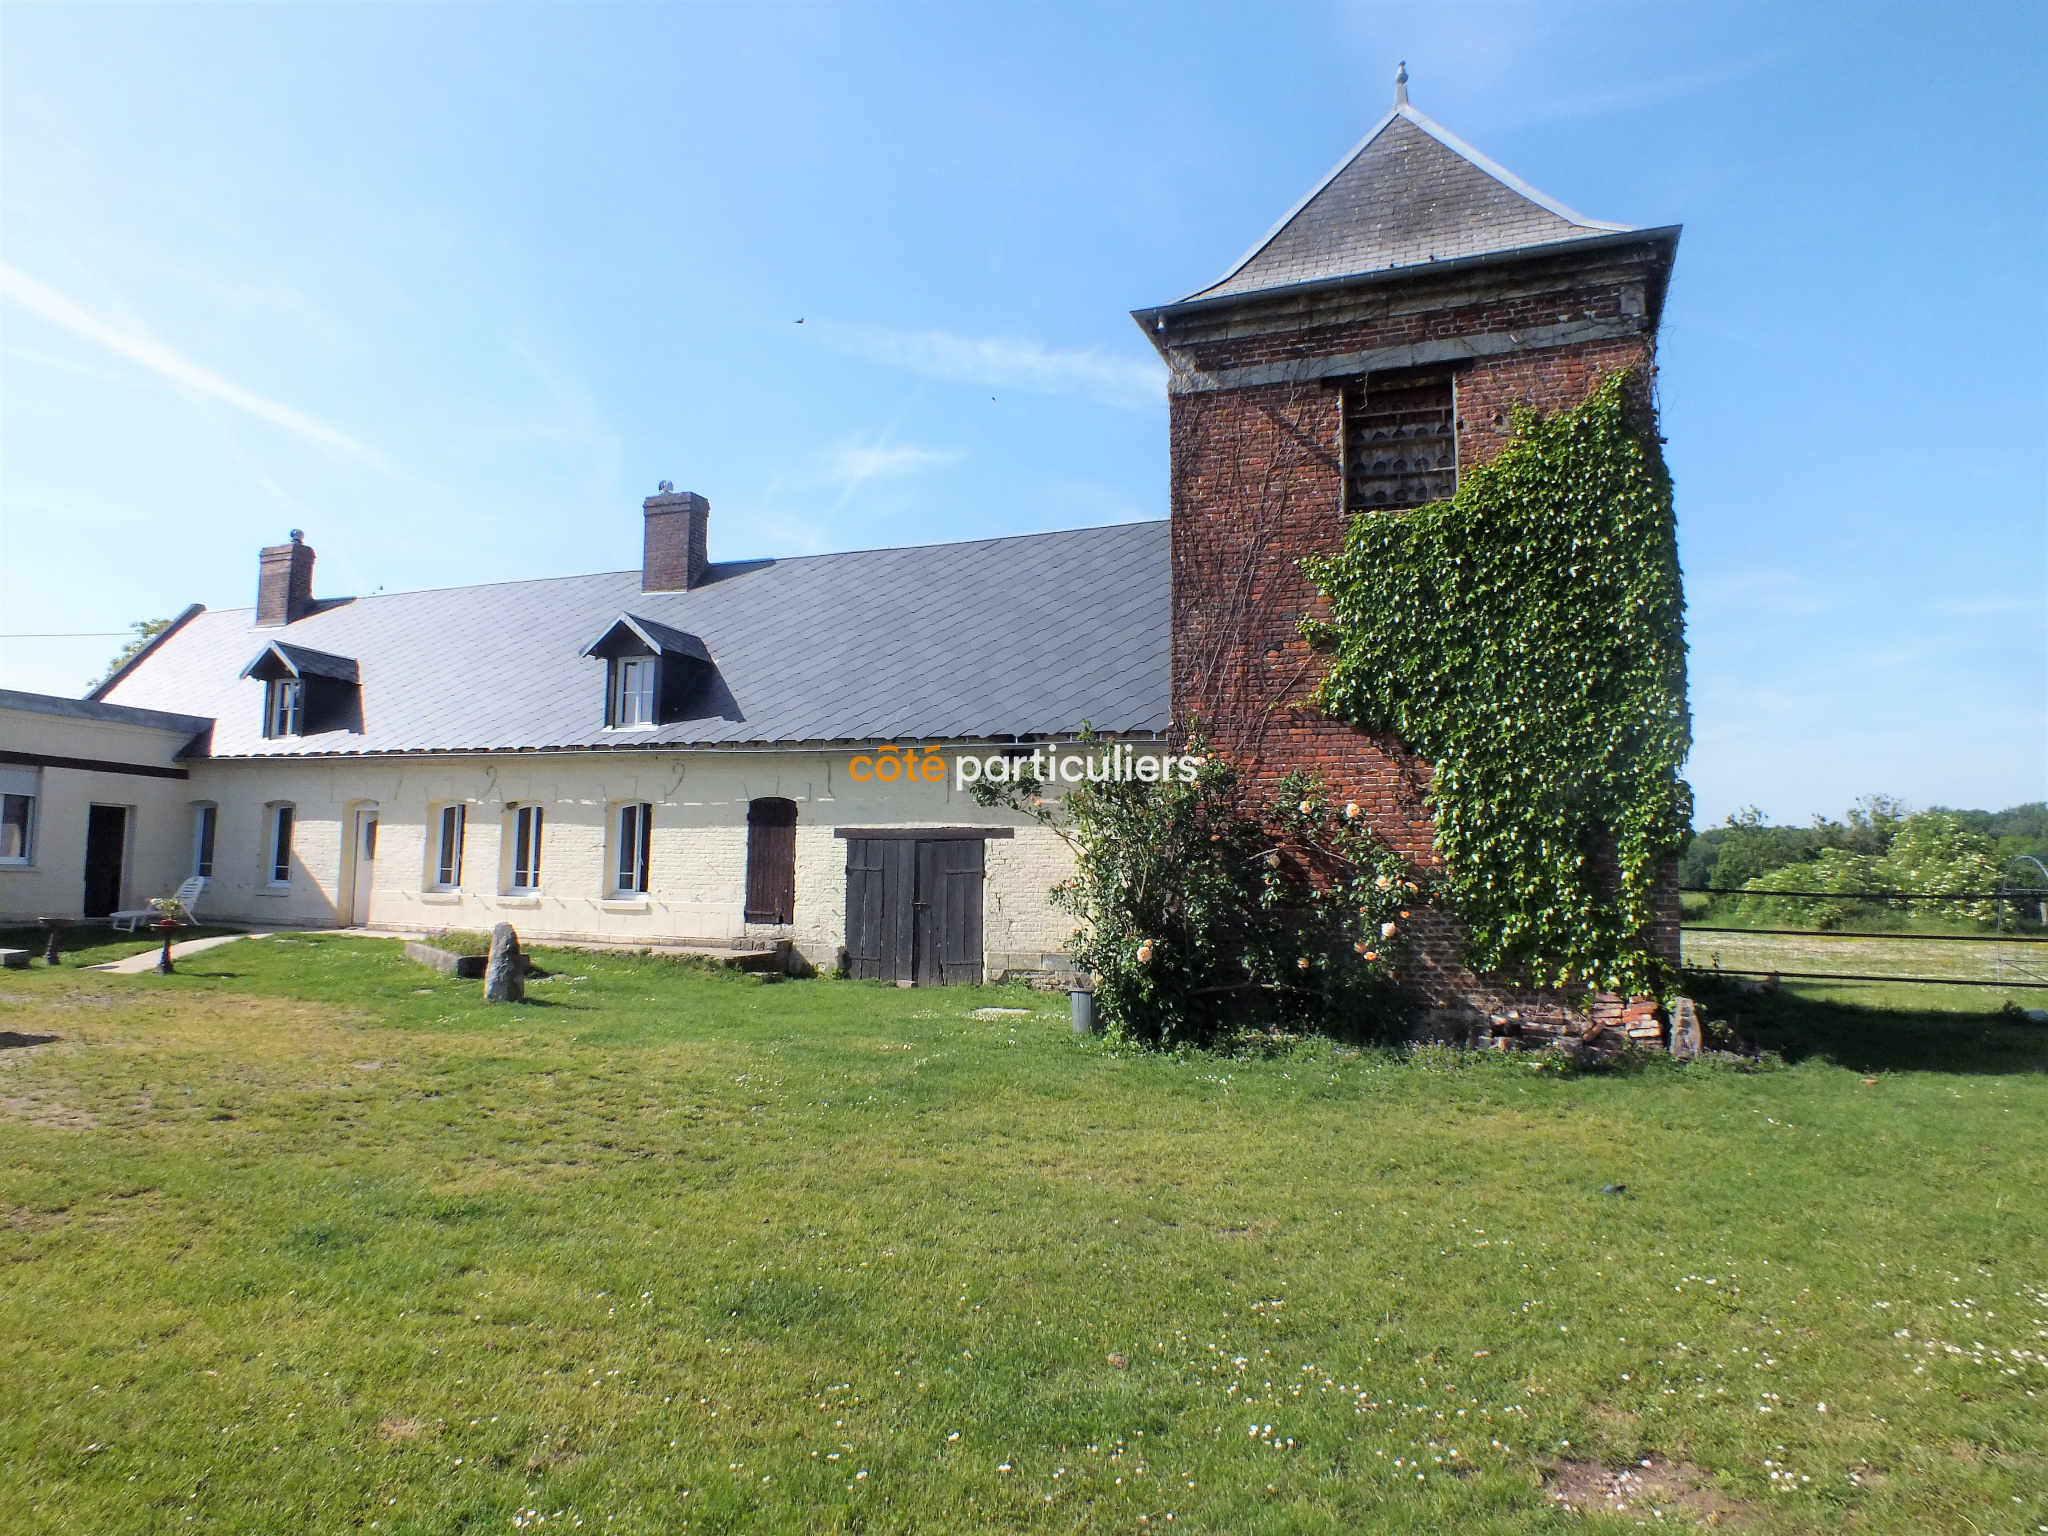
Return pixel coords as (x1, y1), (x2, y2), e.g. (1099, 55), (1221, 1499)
(1394, 60), (1409, 108)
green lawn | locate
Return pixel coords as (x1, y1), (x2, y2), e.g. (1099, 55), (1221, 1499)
(1, 936), (2042, 1534)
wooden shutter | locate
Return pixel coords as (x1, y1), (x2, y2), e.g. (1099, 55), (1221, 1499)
(745, 798), (798, 924)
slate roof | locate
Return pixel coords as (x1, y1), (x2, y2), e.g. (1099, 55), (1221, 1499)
(1185, 103), (1634, 303)
(98, 522), (1170, 758)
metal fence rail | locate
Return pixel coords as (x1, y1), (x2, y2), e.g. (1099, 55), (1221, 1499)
(1689, 966), (2048, 990)
(1684, 888), (2045, 901)
(1680, 878), (2048, 989)
(1683, 926), (2048, 943)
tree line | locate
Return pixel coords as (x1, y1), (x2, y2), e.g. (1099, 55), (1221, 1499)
(1679, 797), (2048, 930)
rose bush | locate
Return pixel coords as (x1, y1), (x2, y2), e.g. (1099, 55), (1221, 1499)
(974, 734), (1414, 1047)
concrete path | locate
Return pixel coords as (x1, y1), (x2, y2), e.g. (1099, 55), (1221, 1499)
(92, 932), (262, 974)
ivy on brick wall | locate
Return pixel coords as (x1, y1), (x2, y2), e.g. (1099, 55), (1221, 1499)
(1300, 370), (1691, 994)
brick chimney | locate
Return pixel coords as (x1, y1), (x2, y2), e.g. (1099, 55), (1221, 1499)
(642, 486), (709, 592)
(256, 530), (317, 627)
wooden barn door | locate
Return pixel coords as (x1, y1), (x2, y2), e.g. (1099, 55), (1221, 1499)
(844, 837), (915, 981)
(843, 835), (984, 984)
(915, 839), (985, 986)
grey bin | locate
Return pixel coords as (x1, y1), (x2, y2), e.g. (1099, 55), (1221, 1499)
(1069, 988), (1096, 1035)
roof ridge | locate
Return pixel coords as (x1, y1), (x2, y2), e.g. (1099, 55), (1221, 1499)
(188, 519), (1168, 616)
(1395, 103), (1632, 234)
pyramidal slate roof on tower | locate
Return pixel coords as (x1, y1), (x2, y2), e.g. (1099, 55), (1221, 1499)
(1184, 71), (1635, 304)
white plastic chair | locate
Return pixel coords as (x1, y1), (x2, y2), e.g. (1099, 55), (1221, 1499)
(111, 875), (207, 932)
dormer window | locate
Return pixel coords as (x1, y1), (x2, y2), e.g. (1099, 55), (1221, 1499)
(240, 641), (361, 738)
(614, 657), (658, 728)
(581, 613), (713, 731)
(265, 678), (302, 738)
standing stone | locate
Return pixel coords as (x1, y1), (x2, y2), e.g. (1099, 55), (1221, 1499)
(484, 923), (524, 1003)
(1668, 996), (1702, 1061)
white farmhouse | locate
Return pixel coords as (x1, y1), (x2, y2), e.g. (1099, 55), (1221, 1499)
(0, 494), (1167, 982)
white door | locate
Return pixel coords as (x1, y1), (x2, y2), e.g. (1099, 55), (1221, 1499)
(351, 810), (378, 926)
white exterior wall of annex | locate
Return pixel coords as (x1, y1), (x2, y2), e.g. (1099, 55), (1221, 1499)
(176, 746), (1103, 974)
(0, 704), (202, 924)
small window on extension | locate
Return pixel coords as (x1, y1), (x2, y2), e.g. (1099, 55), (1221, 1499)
(1, 791), (34, 865)
(1342, 372), (1457, 512)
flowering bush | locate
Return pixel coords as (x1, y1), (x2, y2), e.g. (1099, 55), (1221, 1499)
(973, 734), (1414, 1047)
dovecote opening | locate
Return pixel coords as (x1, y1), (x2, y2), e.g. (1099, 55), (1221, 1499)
(1342, 371), (1458, 512)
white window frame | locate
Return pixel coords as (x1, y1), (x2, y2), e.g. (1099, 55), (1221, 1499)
(613, 801), (652, 896)
(510, 804), (544, 893)
(267, 803), (296, 887)
(192, 803), (218, 880)
(433, 803), (467, 891)
(265, 677), (302, 738)
(612, 657), (658, 729)
(0, 789), (36, 867)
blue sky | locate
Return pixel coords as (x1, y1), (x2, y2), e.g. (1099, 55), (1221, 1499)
(2, 1), (2042, 826)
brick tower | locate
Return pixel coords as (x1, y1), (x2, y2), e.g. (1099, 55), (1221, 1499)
(1133, 66), (1681, 1019)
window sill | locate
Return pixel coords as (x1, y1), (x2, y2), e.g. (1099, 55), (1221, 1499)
(499, 894), (542, 908)
(419, 890), (463, 906)
(0, 862), (36, 873)
(257, 885), (292, 898)
(599, 897), (650, 913)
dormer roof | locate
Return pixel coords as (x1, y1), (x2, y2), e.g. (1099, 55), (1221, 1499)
(1182, 100), (1636, 304)
(579, 613), (713, 664)
(237, 640), (360, 684)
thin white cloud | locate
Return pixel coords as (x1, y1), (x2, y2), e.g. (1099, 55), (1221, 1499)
(1923, 594), (2044, 618)
(1491, 56), (1787, 130)
(1689, 568), (1840, 617)
(824, 439), (962, 487)
(0, 262), (386, 468)
(811, 320), (1164, 411)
